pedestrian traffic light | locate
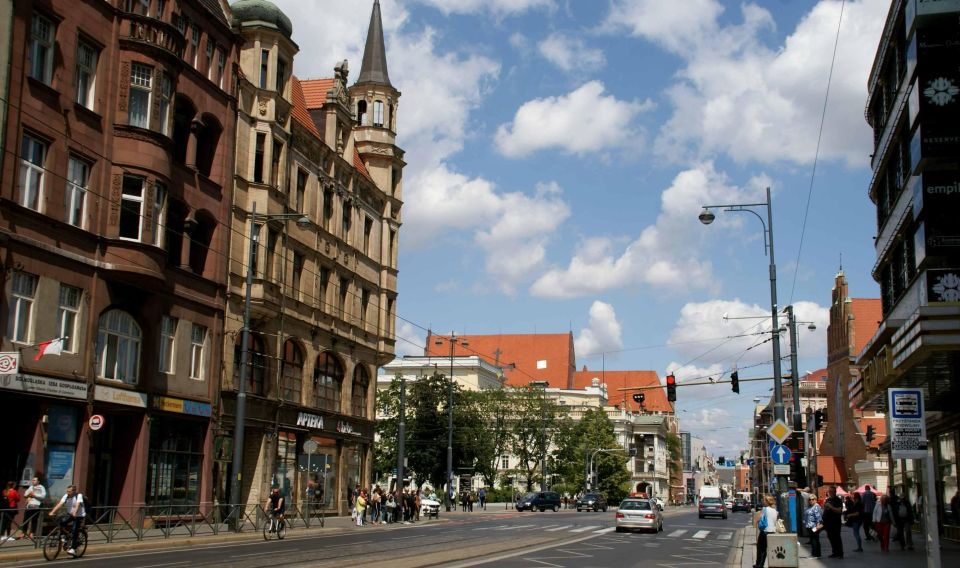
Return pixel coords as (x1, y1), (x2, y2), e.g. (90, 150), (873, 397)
(666, 374), (676, 402)
(814, 409), (824, 431)
(633, 393), (645, 404)
(865, 425), (875, 443)
(730, 371), (740, 394)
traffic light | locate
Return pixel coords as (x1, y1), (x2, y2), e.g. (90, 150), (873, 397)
(814, 409), (824, 431)
(666, 374), (677, 402)
(730, 371), (740, 394)
(629, 443), (637, 457)
(865, 425), (875, 443)
(632, 393), (645, 404)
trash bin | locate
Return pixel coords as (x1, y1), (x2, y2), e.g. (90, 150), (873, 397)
(766, 533), (798, 568)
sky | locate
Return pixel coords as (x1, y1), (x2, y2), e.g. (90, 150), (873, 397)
(270, 0), (888, 460)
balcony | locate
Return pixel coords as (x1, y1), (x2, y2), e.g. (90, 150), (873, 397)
(120, 14), (185, 59)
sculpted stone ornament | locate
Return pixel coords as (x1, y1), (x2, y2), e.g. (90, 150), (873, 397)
(329, 60), (350, 107)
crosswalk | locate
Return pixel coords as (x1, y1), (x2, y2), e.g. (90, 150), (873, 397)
(476, 524), (734, 541)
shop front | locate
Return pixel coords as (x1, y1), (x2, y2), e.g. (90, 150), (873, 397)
(147, 395), (214, 514)
(88, 384), (150, 510)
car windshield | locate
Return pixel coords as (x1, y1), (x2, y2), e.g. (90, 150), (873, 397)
(584, 494), (601, 500)
(619, 500), (652, 511)
(702, 498), (722, 505)
(522, 493), (536, 500)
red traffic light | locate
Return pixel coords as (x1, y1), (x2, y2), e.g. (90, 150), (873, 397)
(666, 374), (677, 402)
(666, 374), (676, 385)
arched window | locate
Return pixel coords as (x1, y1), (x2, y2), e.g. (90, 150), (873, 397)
(281, 339), (304, 403)
(96, 310), (142, 384)
(188, 210), (216, 275)
(172, 96), (196, 164)
(372, 100), (384, 127)
(357, 100), (367, 126)
(234, 332), (267, 396)
(195, 114), (222, 177)
(351, 364), (369, 418)
(313, 352), (343, 412)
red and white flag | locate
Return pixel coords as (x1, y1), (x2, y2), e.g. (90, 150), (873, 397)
(34, 337), (64, 361)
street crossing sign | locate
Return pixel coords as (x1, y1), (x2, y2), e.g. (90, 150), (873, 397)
(766, 419), (792, 444)
(771, 444), (792, 465)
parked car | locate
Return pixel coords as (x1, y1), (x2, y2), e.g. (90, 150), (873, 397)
(615, 498), (663, 533)
(724, 499), (734, 510)
(651, 496), (665, 510)
(732, 499), (751, 513)
(575, 493), (607, 512)
(516, 491), (562, 512)
(420, 496), (440, 518)
(699, 497), (727, 519)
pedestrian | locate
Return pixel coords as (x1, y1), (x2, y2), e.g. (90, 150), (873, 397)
(803, 494), (824, 558)
(468, 491), (474, 512)
(21, 476), (46, 540)
(753, 494), (778, 568)
(354, 489), (367, 526)
(872, 494), (893, 552)
(899, 493), (914, 550)
(889, 488), (913, 550)
(847, 491), (864, 552)
(861, 484), (877, 541)
(414, 490), (421, 521)
(478, 487), (486, 510)
(370, 486), (381, 524)
(1, 481), (20, 541)
(385, 491), (396, 523)
(823, 486), (844, 559)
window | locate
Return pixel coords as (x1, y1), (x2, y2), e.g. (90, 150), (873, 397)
(66, 156), (89, 227)
(339, 277), (349, 319)
(76, 40), (98, 109)
(119, 176), (145, 240)
(313, 352), (343, 411)
(276, 58), (286, 92)
(151, 183), (166, 246)
(292, 252), (304, 301)
(159, 74), (172, 135)
(501, 456), (510, 469)
(57, 284), (81, 353)
(96, 310), (142, 384)
(155, 0), (165, 18)
(341, 203), (351, 243)
(271, 140), (282, 188)
(158, 315), (177, 373)
(318, 266), (330, 310)
(260, 49), (269, 89)
(7, 271), (38, 343)
(373, 100), (384, 127)
(253, 133), (265, 183)
(351, 365), (369, 417)
(264, 229), (277, 280)
(363, 217), (373, 255)
(295, 169), (307, 213)
(189, 25), (199, 67)
(234, 333), (266, 396)
(281, 340), (303, 403)
(205, 40), (214, 79)
(357, 100), (367, 125)
(29, 13), (55, 84)
(19, 135), (46, 211)
(360, 288), (369, 329)
(127, 0), (149, 15)
(146, 418), (204, 510)
(129, 63), (153, 128)
(216, 48), (226, 89)
(323, 188), (334, 229)
(189, 323), (207, 380)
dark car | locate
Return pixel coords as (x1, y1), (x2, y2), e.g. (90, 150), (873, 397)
(698, 497), (727, 519)
(732, 499), (751, 512)
(575, 493), (607, 512)
(516, 491), (561, 512)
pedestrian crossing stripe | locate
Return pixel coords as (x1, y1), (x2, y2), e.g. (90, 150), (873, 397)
(594, 527), (616, 534)
(570, 525), (602, 533)
(668, 529), (687, 538)
(546, 525), (573, 532)
(693, 530), (710, 539)
(718, 532), (733, 540)
(497, 524), (536, 530)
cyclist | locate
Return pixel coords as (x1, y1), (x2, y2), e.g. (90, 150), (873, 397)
(265, 488), (285, 531)
(47, 485), (85, 556)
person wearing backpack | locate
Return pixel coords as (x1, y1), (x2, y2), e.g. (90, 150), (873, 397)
(753, 494), (778, 568)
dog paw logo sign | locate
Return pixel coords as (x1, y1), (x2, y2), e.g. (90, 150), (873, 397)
(774, 546), (787, 560)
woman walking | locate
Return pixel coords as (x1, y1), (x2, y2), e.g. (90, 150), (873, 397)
(872, 494), (893, 552)
(1, 481), (20, 541)
(848, 491), (864, 552)
(754, 494), (779, 568)
(803, 495), (823, 558)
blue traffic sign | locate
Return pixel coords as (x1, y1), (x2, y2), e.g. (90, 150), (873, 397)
(747, 458), (755, 466)
(771, 444), (792, 465)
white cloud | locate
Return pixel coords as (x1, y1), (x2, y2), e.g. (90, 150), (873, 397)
(394, 320), (426, 358)
(538, 32), (606, 73)
(494, 81), (654, 158)
(602, 0), (725, 56)
(530, 162), (765, 298)
(574, 301), (624, 357)
(411, 0), (554, 16)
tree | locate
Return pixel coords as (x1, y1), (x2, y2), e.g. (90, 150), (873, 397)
(465, 388), (515, 488)
(373, 374), (403, 482)
(552, 408), (630, 501)
(665, 432), (683, 482)
(510, 387), (562, 490)
(406, 371), (448, 491)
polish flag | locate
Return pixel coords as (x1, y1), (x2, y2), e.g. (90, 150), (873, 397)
(34, 338), (65, 361)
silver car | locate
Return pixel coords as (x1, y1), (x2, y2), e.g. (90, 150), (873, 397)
(615, 498), (663, 533)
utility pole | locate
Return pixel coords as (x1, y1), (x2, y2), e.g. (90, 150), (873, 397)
(397, 375), (406, 493)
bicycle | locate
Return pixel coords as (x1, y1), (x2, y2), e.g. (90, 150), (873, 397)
(43, 518), (88, 561)
(263, 512), (286, 540)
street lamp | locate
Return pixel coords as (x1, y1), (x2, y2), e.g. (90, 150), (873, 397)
(700, 186), (786, 494)
(436, 332), (468, 511)
(231, 203), (309, 513)
(530, 380), (549, 490)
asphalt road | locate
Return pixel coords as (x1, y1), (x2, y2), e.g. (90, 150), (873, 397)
(6, 506), (748, 567)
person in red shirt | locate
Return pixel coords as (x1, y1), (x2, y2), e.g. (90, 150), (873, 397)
(2, 481), (21, 541)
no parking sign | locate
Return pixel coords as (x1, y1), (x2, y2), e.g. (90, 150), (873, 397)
(88, 414), (105, 431)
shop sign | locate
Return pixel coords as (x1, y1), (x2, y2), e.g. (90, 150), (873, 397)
(0, 373), (88, 400)
(336, 420), (359, 436)
(94, 384), (148, 408)
(917, 0), (960, 16)
(152, 395), (212, 417)
(0, 353), (20, 375)
(888, 388), (927, 459)
(296, 412), (324, 430)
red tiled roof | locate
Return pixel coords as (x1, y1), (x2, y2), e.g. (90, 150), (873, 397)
(804, 368), (828, 381)
(856, 417), (887, 449)
(354, 149), (373, 182)
(424, 332), (575, 389)
(290, 78), (321, 138)
(850, 299), (882, 355)
(300, 78), (335, 109)
(572, 370), (673, 413)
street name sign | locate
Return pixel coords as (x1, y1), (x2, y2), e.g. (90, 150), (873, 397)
(772, 465), (791, 475)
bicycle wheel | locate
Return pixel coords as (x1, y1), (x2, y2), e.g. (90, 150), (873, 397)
(42, 532), (61, 561)
(276, 520), (285, 540)
(75, 530), (88, 558)
(262, 520), (272, 541)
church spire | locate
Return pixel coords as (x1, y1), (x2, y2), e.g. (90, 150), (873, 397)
(356, 0), (392, 87)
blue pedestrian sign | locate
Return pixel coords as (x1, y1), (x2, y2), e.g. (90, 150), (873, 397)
(771, 444), (792, 465)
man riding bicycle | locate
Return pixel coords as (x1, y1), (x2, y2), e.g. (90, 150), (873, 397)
(48, 485), (85, 557)
(265, 488), (285, 529)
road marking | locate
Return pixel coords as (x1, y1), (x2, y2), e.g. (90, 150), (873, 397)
(496, 523), (537, 530)
(231, 550), (282, 558)
(594, 527), (616, 534)
(718, 532), (733, 540)
(140, 563), (189, 568)
(693, 530), (711, 539)
(667, 529), (687, 537)
(545, 525), (573, 532)
(569, 525), (601, 533)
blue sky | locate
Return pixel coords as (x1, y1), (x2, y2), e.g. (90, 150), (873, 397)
(272, 0), (888, 458)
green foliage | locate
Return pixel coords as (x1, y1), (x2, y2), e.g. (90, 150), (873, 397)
(551, 408), (630, 501)
(510, 387), (563, 490)
(665, 432), (683, 477)
(373, 374), (403, 480)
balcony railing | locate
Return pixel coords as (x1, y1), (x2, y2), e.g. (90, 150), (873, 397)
(121, 14), (185, 59)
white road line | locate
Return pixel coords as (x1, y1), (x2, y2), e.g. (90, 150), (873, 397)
(594, 527), (616, 534)
(667, 529), (687, 538)
(570, 525), (601, 533)
(540, 524), (561, 529)
(140, 563), (190, 568)
(692, 530), (711, 539)
(545, 525), (573, 532)
(496, 524), (537, 530)
(718, 532), (733, 540)
(231, 550), (282, 558)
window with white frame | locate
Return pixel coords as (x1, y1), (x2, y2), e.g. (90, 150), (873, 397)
(96, 309), (141, 384)
(151, 182), (166, 246)
(500, 455), (509, 470)
(19, 134), (46, 211)
(159, 74), (172, 135)
(190, 25), (199, 67)
(57, 284), (81, 353)
(75, 40), (98, 109)
(158, 315), (177, 373)
(129, 63), (153, 128)
(373, 100), (384, 127)
(7, 271), (38, 343)
(119, 176), (145, 240)
(29, 13), (55, 85)
(66, 156), (89, 227)
(205, 40), (214, 79)
(189, 323), (207, 380)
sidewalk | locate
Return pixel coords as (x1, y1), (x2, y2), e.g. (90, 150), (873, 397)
(738, 522), (960, 567)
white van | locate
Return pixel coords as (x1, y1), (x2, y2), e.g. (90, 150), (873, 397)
(698, 486), (721, 500)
